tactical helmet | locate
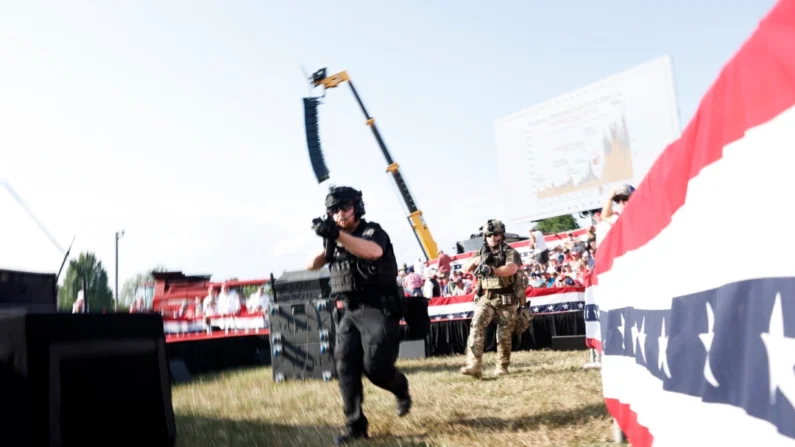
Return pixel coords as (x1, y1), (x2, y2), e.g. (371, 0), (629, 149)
(612, 184), (635, 202)
(481, 219), (506, 236)
(325, 185), (366, 218)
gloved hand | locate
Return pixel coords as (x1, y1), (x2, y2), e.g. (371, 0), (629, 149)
(474, 264), (494, 278)
(312, 216), (340, 241)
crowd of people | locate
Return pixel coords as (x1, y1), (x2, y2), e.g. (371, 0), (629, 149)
(137, 283), (271, 321)
(397, 226), (599, 299)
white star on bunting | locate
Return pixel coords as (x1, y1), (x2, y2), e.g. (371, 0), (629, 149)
(632, 316), (647, 363)
(698, 301), (720, 388)
(658, 317), (671, 379)
(760, 292), (795, 406)
(618, 314), (627, 350)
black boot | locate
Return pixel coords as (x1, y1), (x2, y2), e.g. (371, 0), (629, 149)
(396, 396), (412, 417)
(333, 430), (369, 446)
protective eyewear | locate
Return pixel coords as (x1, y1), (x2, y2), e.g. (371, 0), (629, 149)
(328, 203), (354, 214)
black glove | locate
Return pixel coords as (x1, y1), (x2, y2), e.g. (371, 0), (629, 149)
(474, 264), (494, 278)
(312, 216), (340, 241)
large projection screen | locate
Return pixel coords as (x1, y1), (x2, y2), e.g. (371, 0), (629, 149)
(495, 55), (682, 224)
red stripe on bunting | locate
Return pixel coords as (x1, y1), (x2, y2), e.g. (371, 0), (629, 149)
(593, 0), (795, 278)
(604, 398), (654, 447)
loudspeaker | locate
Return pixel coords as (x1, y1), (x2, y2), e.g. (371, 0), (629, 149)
(0, 311), (176, 446)
(270, 269), (336, 382)
(0, 269), (57, 313)
(168, 359), (192, 383)
(401, 296), (430, 340)
(272, 341), (336, 382)
(551, 335), (587, 351)
(303, 96), (330, 183)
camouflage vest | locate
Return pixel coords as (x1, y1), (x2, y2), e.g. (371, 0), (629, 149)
(477, 244), (524, 306)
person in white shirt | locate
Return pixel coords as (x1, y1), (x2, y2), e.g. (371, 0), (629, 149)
(247, 286), (270, 313)
(413, 258), (425, 277)
(72, 290), (85, 313)
(202, 286), (217, 317)
(528, 226), (549, 268)
(422, 269), (441, 299)
(217, 283), (241, 315)
(595, 184), (635, 248)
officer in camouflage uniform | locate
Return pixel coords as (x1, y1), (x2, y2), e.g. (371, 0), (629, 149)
(460, 219), (523, 378)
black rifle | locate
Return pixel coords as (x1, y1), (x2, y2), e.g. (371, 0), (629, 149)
(474, 244), (494, 297)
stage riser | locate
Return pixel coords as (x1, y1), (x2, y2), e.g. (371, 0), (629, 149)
(164, 312), (585, 377)
(422, 312), (586, 357)
(166, 335), (271, 376)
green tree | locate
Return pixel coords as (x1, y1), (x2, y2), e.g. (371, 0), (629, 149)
(535, 214), (580, 234)
(120, 264), (167, 307)
(57, 252), (114, 312)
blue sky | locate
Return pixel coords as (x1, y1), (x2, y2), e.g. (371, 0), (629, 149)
(0, 0), (779, 288)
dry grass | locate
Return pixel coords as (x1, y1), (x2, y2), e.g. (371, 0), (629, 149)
(172, 350), (616, 447)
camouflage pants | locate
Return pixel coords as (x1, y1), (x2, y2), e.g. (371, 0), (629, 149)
(464, 298), (517, 369)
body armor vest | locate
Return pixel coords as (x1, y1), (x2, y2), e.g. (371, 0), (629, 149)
(478, 244), (515, 293)
(328, 220), (398, 301)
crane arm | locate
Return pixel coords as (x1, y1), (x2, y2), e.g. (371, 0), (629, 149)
(312, 70), (439, 261)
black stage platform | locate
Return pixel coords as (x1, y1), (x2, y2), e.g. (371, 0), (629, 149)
(165, 312), (585, 378)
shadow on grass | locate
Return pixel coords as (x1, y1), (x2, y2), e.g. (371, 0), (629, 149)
(171, 365), (272, 388)
(399, 361), (596, 378)
(176, 414), (437, 447)
(446, 402), (609, 433)
(513, 364), (598, 378)
(398, 362), (459, 375)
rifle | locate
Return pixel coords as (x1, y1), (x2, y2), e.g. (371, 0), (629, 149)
(473, 244), (494, 297)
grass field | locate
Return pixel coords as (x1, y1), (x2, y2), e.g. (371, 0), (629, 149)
(172, 350), (616, 447)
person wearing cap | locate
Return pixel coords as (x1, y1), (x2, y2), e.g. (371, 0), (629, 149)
(596, 184), (635, 248)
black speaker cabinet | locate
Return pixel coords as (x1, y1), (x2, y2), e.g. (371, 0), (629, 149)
(270, 269), (336, 382)
(0, 269), (57, 313)
(0, 310), (176, 447)
(551, 335), (587, 351)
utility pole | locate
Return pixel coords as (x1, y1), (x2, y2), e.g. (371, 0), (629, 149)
(115, 230), (125, 312)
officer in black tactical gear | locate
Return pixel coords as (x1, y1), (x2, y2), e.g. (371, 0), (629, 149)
(307, 185), (411, 446)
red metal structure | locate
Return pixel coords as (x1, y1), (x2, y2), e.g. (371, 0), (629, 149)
(151, 271), (270, 316)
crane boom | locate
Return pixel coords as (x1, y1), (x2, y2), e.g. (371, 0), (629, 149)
(310, 69), (439, 261)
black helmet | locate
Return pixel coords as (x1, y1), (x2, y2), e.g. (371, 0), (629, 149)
(325, 185), (365, 218)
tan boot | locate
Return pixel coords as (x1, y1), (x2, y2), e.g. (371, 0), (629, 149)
(460, 365), (483, 379)
(494, 365), (509, 377)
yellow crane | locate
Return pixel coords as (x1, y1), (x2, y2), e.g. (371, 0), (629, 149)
(302, 68), (439, 261)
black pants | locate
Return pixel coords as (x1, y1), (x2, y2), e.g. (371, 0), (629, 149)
(334, 304), (409, 434)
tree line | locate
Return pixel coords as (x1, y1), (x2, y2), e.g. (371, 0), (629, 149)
(56, 252), (263, 312)
(57, 252), (168, 312)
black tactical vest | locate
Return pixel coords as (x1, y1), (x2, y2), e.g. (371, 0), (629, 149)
(328, 219), (399, 301)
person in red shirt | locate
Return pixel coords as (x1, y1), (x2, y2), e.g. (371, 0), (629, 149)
(436, 250), (452, 277)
